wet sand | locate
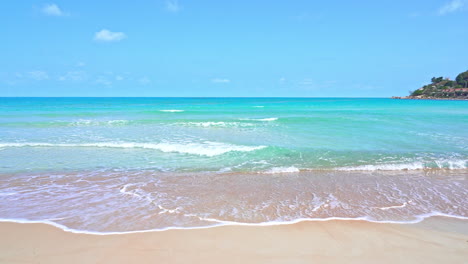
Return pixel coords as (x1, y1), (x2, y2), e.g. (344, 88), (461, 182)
(2, 170), (467, 232)
(0, 217), (467, 264)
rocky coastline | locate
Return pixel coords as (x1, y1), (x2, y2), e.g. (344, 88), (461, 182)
(392, 70), (468, 100)
(391, 95), (468, 100)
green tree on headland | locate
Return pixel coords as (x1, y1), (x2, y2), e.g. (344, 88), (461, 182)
(406, 69), (468, 99)
(455, 70), (468, 88)
(431, 77), (443, 83)
(444, 80), (455, 87)
(410, 89), (423, 96)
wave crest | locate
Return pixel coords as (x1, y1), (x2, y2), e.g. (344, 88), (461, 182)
(68, 119), (129, 126)
(239, 118), (278, 122)
(178, 122), (255, 128)
(160, 110), (184, 113)
(0, 142), (266, 157)
(337, 159), (467, 171)
(263, 166), (300, 174)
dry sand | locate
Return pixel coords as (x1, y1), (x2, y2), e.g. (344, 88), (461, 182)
(0, 217), (467, 264)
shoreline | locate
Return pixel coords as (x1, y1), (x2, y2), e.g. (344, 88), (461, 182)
(1, 217), (467, 264)
(1, 212), (468, 235)
(3, 166), (468, 177)
(391, 96), (468, 101)
(1, 169), (466, 234)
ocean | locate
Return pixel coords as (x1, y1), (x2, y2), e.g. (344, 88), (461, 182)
(0, 97), (467, 233)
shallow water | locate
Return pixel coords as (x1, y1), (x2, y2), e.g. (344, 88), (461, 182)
(0, 98), (467, 173)
(0, 98), (467, 233)
(0, 170), (467, 233)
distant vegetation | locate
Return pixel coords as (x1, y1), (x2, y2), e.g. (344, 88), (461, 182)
(404, 70), (468, 99)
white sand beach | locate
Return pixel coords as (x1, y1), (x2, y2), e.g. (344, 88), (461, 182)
(1, 217), (467, 264)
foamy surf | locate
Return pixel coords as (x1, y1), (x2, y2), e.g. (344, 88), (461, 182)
(160, 110), (184, 112)
(68, 119), (129, 127)
(0, 206), (467, 235)
(2, 212), (468, 236)
(1, 98), (467, 235)
(0, 170), (466, 234)
(178, 122), (255, 128)
(239, 117), (278, 121)
(0, 142), (266, 157)
(337, 159), (467, 171)
(263, 166), (300, 174)
(378, 201), (412, 210)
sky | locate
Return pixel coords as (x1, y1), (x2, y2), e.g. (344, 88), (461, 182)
(0, 0), (467, 97)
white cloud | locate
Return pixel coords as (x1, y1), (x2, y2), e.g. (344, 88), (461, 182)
(115, 75), (124, 81)
(279, 77), (286, 83)
(96, 76), (112, 86)
(94, 29), (126, 42)
(212, 78), (230, 83)
(438, 0), (465, 15)
(139, 77), (151, 85)
(76, 62), (86, 67)
(42, 4), (66, 16)
(166, 0), (181, 12)
(28, 71), (49, 80)
(58, 71), (87, 81)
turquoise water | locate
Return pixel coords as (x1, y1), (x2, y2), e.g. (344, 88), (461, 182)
(0, 97), (467, 232)
(1, 97), (467, 173)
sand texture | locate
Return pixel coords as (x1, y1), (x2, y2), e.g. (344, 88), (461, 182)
(0, 218), (467, 264)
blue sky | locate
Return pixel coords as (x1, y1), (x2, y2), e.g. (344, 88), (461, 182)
(1, 0), (467, 97)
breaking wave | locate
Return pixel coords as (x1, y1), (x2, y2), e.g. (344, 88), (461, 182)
(337, 159), (467, 171)
(160, 110), (184, 113)
(0, 142), (266, 157)
(239, 117), (278, 121)
(263, 166), (300, 174)
(68, 119), (129, 126)
(177, 121), (255, 128)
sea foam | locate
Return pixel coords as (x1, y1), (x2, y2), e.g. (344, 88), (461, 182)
(263, 166), (300, 174)
(68, 119), (129, 126)
(337, 159), (467, 171)
(239, 118), (278, 121)
(179, 122), (254, 128)
(2, 212), (468, 235)
(160, 110), (184, 113)
(0, 142), (266, 157)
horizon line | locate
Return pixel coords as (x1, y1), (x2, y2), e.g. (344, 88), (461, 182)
(0, 96), (391, 99)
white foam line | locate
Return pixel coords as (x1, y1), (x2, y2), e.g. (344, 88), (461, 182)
(239, 118), (278, 121)
(379, 201), (411, 210)
(157, 205), (182, 215)
(262, 166), (300, 174)
(160, 110), (184, 113)
(0, 192), (18, 196)
(179, 122), (255, 128)
(1, 212), (467, 236)
(337, 160), (467, 171)
(0, 218), (224, 235)
(68, 120), (129, 126)
(0, 142), (267, 157)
